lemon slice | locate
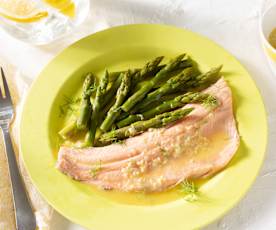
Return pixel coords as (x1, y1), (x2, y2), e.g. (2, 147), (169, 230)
(0, 0), (48, 23)
(44, 0), (75, 18)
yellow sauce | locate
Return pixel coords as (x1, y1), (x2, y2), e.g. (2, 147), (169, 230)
(81, 131), (229, 206)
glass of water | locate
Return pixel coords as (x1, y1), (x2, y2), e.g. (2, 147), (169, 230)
(0, 0), (90, 45)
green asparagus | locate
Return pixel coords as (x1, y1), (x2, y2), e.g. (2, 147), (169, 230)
(108, 69), (138, 82)
(86, 70), (109, 146)
(186, 65), (222, 90)
(59, 54), (223, 148)
(100, 71), (132, 132)
(58, 119), (77, 139)
(99, 107), (194, 145)
(116, 94), (181, 121)
(121, 54), (186, 112)
(101, 74), (123, 108)
(117, 92), (216, 128)
(131, 56), (164, 85)
(117, 111), (129, 121)
(138, 93), (183, 113)
(135, 67), (195, 111)
(76, 73), (95, 130)
(133, 58), (194, 92)
(136, 65), (221, 113)
(59, 73), (95, 139)
(108, 59), (163, 84)
(101, 68), (139, 109)
(99, 97), (116, 124)
(152, 57), (196, 89)
(109, 57), (192, 84)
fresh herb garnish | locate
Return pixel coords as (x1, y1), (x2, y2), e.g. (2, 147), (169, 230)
(59, 95), (81, 117)
(179, 179), (199, 202)
(202, 95), (218, 110)
(160, 146), (169, 158)
(90, 160), (102, 178)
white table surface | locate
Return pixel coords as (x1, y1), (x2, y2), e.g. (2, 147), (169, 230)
(1, 0), (276, 229)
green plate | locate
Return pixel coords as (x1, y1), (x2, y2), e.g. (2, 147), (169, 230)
(20, 24), (267, 230)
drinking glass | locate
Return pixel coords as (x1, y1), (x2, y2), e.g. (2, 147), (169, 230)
(0, 0), (90, 45)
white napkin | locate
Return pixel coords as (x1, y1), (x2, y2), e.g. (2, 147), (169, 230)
(0, 60), (54, 229)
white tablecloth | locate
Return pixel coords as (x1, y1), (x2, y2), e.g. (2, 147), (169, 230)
(1, 0), (276, 229)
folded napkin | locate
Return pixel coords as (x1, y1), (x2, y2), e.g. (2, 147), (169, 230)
(0, 59), (53, 229)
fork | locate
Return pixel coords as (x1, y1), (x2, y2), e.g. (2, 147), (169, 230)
(0, 67), (36, 230)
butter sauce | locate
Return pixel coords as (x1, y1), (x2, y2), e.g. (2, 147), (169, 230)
(83, 131), (229, 206)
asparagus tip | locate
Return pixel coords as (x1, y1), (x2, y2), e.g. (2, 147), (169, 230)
(216, 65), (223, 72)
(156, 56), (164, 63)
(177, 53), (186, 60)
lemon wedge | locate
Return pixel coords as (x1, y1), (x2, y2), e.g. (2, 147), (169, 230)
(0, 0), (48, 23)
(44, 0), (75, 18)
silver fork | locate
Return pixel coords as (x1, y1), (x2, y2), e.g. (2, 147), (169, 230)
(0, 67), (36, 230)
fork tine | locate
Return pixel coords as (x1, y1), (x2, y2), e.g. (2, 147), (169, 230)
(0, 67), (10, 99)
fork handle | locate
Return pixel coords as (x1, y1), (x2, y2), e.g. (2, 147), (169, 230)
(2, 129), (36, 230)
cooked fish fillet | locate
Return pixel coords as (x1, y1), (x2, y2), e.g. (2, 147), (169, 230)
(57, 78), (240, 192)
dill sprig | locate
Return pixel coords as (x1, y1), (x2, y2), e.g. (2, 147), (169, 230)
(179, 179), (199, 202)
(90, 160), (102, 178)
(202, 95), (218, 110)
(160, 146), (170, 158)
(59, 95), (81, 117)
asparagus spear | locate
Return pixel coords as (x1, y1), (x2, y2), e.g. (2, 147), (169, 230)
(121, 54), (186, 112)
(135, 65), (222, 112)
(117, 92), (216, 128)
(131, 56), (164, 85)
(76, 73), (95, 130)
(99, 107), (194, 145)
(133, 59), (194, 92)
(58, 119), (77, 139)
(99, 97), (116, 124)
(138, 93), (183, 113)
(117, 111), (129, 121)
(86, 70), (109, 146)
(63, 58), (162, 141)
(58, 73), (95, 139)
(100, 68), (138, 109)
(101, 74), (124, 109)
(135, 67), (195, 111)
(109, 69), (138, 82)
(116, 93), (181, 121)
(101, 58), (162, 131)
(109, 57), (190, 84)
(117, 62), (193, 119)
(186, 65), (222, 90)
(100, 71), (132, 132)
(152, 57), (196, 89)
(109, 65), (164, 83)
